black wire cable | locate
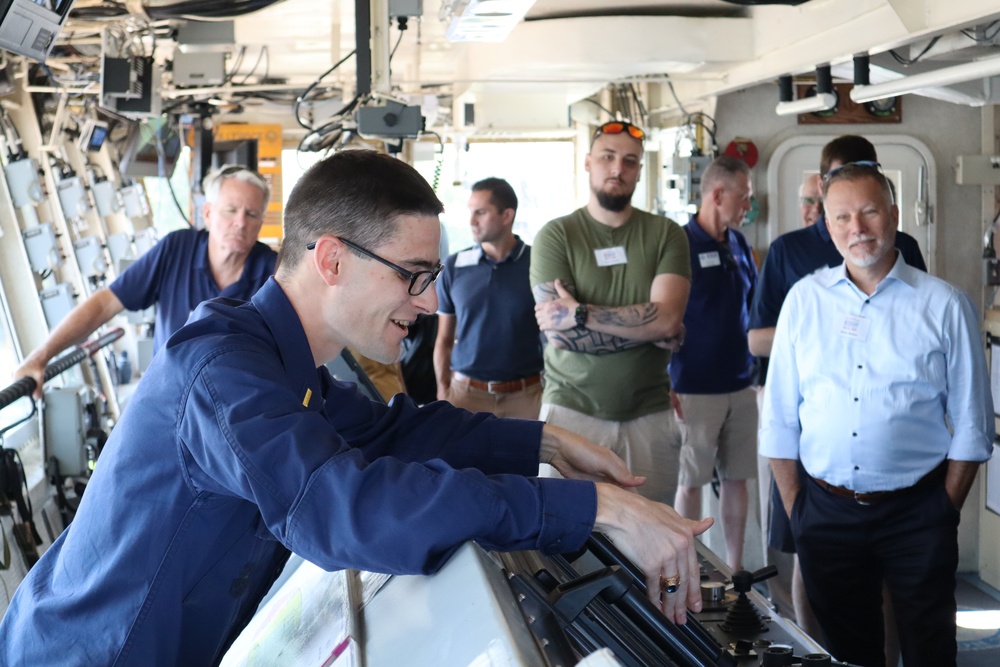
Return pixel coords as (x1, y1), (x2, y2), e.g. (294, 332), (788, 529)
(153, 122), (191, 226)
(890, 36), (941, 65)
(390, 22), (407, 62)
(962, 21), (1000, 42)
(294, 49), (357, 130)
(224, 46), (247, 85)
(629, 83), (648, 125)
(581, 97), (614, 119)
(664, 74), (690, 116)
(146, 0), (284, 20)
(236, 45), (268, 85)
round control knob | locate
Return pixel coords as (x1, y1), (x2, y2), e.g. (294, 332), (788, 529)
(701, 581), (726, 603)
(760, 646), (793, 666)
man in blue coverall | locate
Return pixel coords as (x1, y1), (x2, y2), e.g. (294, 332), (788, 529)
(0, 150), (713, 666)
(15, 165), (277, 395)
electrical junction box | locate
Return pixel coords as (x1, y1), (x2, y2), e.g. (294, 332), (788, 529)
(40, 283), (75, 328)
(176, 19), (235, 50)
(43, 386), (91, 477)
(56, 175), (91, 219)
(668, 154), (713, 209)
(389, 0), (423, 17)
(173, 51), (226, 86)
(120, 184), (149, 219)
(357, 101), (423, 138)
(73, 235), (108, 278)
(4, 156), (43, 208)
(956, 155), (1000, 185)
(23, 222), (61, 273)
(91, 178), (121, 218)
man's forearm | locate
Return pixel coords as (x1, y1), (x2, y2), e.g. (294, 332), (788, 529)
(432, 342), (453, 393)
(28, 288), (123, 365)
(544, 327), (650, 355)
(944, 460), (981, 510)
(747, 327), (775, 357)
(585, 302), (683, 342)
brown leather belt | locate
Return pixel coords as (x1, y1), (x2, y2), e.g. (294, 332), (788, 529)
(453, 372), (541, 394)
(810, 461), (947, 505)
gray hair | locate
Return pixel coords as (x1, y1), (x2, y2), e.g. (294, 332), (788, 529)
(700, 155), (751, 198)
(202, 165), (270, 205)
(821, 163), (894, 208)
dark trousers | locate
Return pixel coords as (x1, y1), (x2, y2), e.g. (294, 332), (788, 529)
(791, 473), (960, 667)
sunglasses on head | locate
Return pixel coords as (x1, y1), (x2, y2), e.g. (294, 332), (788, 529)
(823, 160), (882, 181)
(593, 121), (645, 142)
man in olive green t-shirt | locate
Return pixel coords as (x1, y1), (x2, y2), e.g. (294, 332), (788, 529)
(531, 121), (692, 504)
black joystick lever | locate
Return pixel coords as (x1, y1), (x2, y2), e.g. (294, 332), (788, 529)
(720, 565), (778, 635)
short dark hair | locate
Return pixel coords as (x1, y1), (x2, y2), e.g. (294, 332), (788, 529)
(820, 135), (878, 176)
(700, 155), (751, 198)
(471, 177), (518, 215)
(822, 163), (894, 208)
(278, 150), (443, 270)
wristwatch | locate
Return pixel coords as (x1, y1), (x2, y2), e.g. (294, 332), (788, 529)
(574, 304), (588, 328)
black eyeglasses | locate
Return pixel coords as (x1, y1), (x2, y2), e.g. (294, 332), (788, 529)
(307, 238), (443, 296)
(823, 160), (882, 181)
(593, 121), (645, 143)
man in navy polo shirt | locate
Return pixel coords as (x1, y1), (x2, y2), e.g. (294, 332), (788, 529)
(669, 156), (758, 571)
(434, 177), (543, 418)
(15, 165), (276, 395)
(748, 134), (926, 639)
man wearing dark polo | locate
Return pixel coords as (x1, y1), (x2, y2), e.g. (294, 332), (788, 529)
(434, 177), (543, 418)
(669, 156), (757, 572)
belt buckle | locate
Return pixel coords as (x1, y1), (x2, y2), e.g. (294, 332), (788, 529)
(854, 491), (872, 506)
(487, 380), (502, 394)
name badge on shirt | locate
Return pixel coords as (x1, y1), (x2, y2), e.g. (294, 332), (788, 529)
(698, 251), (721, 268)
(454, 249), (480, 268)
(839, 313), (872, 341)
(594, 246), (627, 267)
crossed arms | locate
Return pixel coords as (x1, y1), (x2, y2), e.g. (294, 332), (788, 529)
(532, 274), (690, 355)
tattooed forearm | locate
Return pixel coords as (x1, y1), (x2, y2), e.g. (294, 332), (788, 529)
(532, 281), (576, 303)
(590, 303), (658, 328)
(546, 327), (647, 355)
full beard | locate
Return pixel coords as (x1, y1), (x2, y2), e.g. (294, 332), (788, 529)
(596, 189), (632, 213)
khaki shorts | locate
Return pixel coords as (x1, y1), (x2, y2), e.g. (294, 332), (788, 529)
(538, 403), (682, 506)
(675, 388), (759, 487)
(445, 377), (542, 420)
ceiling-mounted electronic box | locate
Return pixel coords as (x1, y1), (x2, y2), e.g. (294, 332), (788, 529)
(0, 0), (76, 62)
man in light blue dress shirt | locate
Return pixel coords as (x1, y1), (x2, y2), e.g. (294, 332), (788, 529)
(760, 163), (994, 667)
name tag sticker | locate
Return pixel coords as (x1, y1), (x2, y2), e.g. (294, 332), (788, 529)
(839, 313), (871, 341)
(594, 246), (627, 267)
(455, 249), (480, 268)
(698, 251), (721, 268)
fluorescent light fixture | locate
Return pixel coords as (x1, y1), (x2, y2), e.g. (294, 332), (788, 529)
(440, 0), (536, 42)
(775, 92), (837, 116)
(831, 61), (985, 106)
(851, 56), (1000, 104)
